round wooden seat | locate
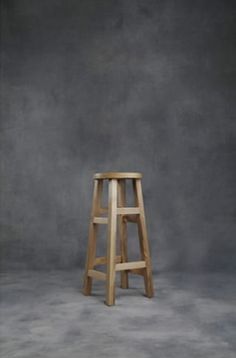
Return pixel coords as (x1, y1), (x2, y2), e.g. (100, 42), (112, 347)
(94, 172), (142, 179)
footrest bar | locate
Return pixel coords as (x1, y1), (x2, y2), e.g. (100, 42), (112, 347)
(93, 217), (108, 224)
(94, 256), (121, 265)
(115, 261), (146, 271)
(117, 207), (140, 215)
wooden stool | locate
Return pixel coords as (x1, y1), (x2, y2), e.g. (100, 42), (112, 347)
(83, 172), (154, 306)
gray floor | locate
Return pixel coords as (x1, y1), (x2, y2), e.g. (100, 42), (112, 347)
(0, 270), (235, 358)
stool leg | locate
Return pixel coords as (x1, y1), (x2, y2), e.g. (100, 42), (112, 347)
(106, 179), (118, 306)
(133, 179), (154, 298)
(118, 179), (129, 289)
(83, 179), (102, 295)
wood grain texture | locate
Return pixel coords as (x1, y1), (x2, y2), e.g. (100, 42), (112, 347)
(116, 207), (140, 215)
(83, 179), (100, 295)
(133, 179), (154, 298)
(93, 217), (108, 224)
(94, 256), (121, 265)
(118, 179), (129, 288)
(115, 261), (146, 271)
(106, 179), (118, 306)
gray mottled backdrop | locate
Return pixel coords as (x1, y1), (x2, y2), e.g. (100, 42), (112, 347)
(1, 0), (236, 272)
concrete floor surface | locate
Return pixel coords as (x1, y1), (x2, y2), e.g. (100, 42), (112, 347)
(0, 270), (235, 358)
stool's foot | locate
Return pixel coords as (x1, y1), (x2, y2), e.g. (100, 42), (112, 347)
(105, 299), (115, 306)
(105, 279), (115, 306)
(143, 270), (154, 298)
(83, 276), (92, 296)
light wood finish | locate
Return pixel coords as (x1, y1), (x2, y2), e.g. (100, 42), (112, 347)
(106, 179), (118, 306)
(116, 207), (140, 215)
(83, 172), (154, 305)
(83, 179), (102, 295)
(88, 269), (106, 280)
(94, 256), (121, 266)
(94, 172), (142, 180)
(115, 261), (146, 271)
(133, 179), (154, 298)
(118, 180), (128, 289)
(93, 217), (108, 224)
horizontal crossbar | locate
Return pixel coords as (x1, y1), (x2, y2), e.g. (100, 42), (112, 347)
(117, 207), (140, 215)
(93, 217), (108, 224)
(93, 208), (140, 224)
(115, 261), (146, 271)
(87, 269), (106, 280)
(94, 256), (121, 265)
